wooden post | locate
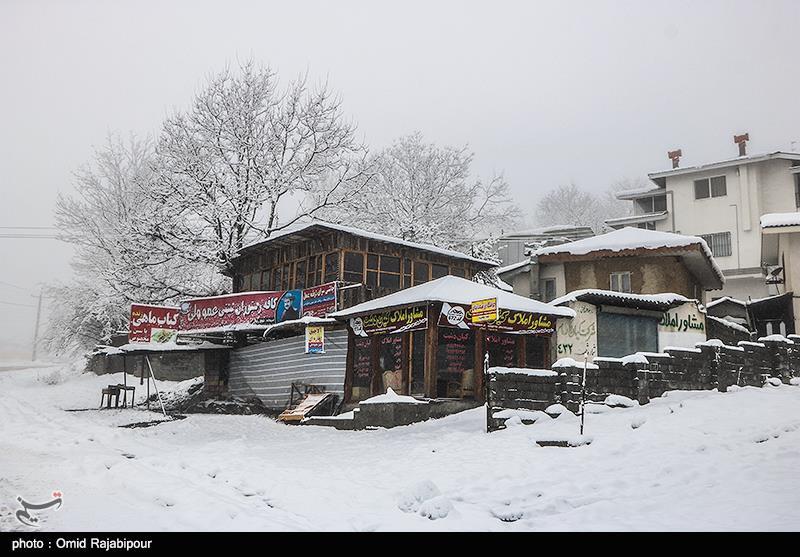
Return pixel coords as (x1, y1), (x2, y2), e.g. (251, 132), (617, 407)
(474, 330), (486, 403)
(517, 336), (526, 368)
(424, 304), (438, 398)
(343, 329), (355, 404)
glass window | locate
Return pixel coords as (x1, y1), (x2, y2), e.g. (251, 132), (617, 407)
(343, 252), (364, 283)
(541, 278), (556, 302)
(653, 195), (667, 212)
(486, 333), (517, 368)
(610, 271), (632, 293)
(700, 232), (732, 258)
(282, 264), (291, 289)
(367, 254), (379, 271)
(410, 331), (426, 396)
(413, 262), (429, 285)
(431, 264), (449, 279)
(272, 267), (282, 290)
(295, 260), (306, 289)
(638, 222), (656, 230)
(324, 252), (340, 282)
(525, 336), (548, 368)
(403, 258), (412, 287)
(351, 337), (373, 402)
(437, 329), (475, 398)
(694, 179), (710, 199)
(380, 272), (400, 289)
(260, 270), (271, 290)
(597, 313), (658, 357)
(710, 176), (727, 197)
(379, 255), (400, 273)
(795, 174), (800, 208)
(366, 270), (378, 287)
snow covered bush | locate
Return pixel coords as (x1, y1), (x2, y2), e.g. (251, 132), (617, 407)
(397, 480), (441, 514)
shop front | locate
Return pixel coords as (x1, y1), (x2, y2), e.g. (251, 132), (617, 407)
(331, 276), (574, 404)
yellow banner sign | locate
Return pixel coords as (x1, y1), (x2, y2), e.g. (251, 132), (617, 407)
(471, 297), (498, 324)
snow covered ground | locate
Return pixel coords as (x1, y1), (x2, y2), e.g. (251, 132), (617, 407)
(1, 363), (799, 531)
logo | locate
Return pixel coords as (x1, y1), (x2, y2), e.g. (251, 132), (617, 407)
(15, 491), (63, 528)
(350, 317), (365, 337)
(179, 301), (191, 315)
(446, 306), (466, 326)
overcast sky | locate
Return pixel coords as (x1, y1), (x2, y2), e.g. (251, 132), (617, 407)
(1, 0), (799, 356)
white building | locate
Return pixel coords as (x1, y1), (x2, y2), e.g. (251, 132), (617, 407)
(607, 148), (800, 301)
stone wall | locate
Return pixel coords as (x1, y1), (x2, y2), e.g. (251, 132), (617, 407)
(86, 350), (229, 384)
(487, 335), (800, 432)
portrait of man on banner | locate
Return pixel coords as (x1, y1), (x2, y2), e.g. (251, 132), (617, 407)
(277, 290), (302, 323)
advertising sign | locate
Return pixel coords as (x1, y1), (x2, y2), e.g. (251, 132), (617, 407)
(305, 325), (325, 354)
(350, 305), (428, 337)
(301, 282), (337, 317)
(179, 291), (282, 331)
(129, 304), (180, 343)
(471, 298), (498, 324)
(177, 282), (339, 331)
(439, 302), (555, 335)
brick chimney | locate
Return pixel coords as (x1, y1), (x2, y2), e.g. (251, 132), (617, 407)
(734, 133), (749, 156)
(668, 149), (682, 169)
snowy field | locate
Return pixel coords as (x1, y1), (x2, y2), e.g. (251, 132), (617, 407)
(1, 363), (799, 532)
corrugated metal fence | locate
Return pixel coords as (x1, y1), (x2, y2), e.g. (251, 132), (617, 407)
(228, 329), (348, 410)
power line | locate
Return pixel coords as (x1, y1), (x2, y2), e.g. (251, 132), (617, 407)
(0, 234), (59, 239)
(0, 226), (57, 230)
(0, 280), (32, 292)
(0, 299), (36, 308)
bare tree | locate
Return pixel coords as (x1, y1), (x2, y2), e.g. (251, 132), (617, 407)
(534, 181), (634, 233)
(154, 60), (372, 273)
(50, 134), (225, 354)
(319, 132), (520, 250)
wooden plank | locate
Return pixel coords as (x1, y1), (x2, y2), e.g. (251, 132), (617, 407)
(424, 303), (438, 398)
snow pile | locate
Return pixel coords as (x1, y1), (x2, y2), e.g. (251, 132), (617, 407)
(790, 378), (800, 386)
(765, 377), (783, 388)
(552, 357), (598, 369)
(695, 339), (725, 348)
(361, 388), (427, 405)
(397, 480), (452, 521)
(489, 367), (558, 377)
(544, 404), (569, 416)
(604, 395), (638, 408)
(760, 212), (800, 229)
(758, 335), (794, 344)
(706, 316), (751, 335)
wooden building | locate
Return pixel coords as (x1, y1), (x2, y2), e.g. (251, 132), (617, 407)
(330, 275), (575, 404)
(229, 221), (495, 309)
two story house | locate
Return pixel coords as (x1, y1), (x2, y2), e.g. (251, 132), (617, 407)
(606, 145), (800, 301)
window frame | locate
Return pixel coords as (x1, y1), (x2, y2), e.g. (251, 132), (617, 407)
(699, 231), (732, 258)
(609, 271), (632, 293)
(694, 175), (727, 200)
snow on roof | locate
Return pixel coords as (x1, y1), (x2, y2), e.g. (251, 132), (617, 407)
(329, 275), (575, 319)
(117, 341), (230, 353)
(534, 227), (724, 286)
(761, 212), (800, 229)
(615, 184), (664, 199)
(550, 288), (694, 309)
(496, 259), (531, 275)
(536, 227), (708, 258)
(500, 224), (594, 237)
(648, 151), (800, 179)
(705, 296), (747, 309)
(706, 315), (751, 335)
(237, 220), (495, 266)
(262, 316), (338, 337)
(488, 366), (559, 377)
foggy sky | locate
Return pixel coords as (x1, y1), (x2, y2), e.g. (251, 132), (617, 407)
(1, 0), (799, 356)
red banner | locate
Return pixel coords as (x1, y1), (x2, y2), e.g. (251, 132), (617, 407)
(178, 282), (339, 331)
(438, 302), (555, 335)
(301, 282), (337, 318)
(129, 304), (180, 343)
(179, 291), (282, 331)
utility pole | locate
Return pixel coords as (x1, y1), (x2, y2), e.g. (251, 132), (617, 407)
(31, 287), (43, 361)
